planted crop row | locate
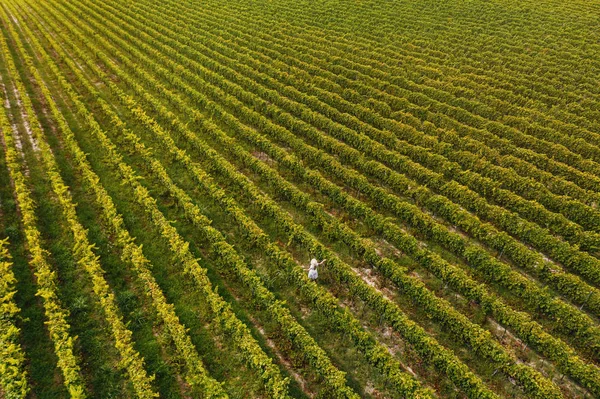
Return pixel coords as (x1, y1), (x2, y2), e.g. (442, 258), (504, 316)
(16, 6), (366, 397)
(68, 3), (600, 394)
(70, 0), (595, 354)
(0, 17), (159, 398)
(163, 0), (600, 198)
(216, 0), (600, 133)
(108, 0), (600, 334)
(40, 2), (573, 397)
(90, 0), (600, 250)
(26, 4), (437, 396)
(8, 0), (600, 397)
(98, 0), (596, 324)
(35, 3), (506, 397)
(4, 10), (230, 397)
(171, 0), (600, 181)
(108, 0), (600, 240)
(0, 25), (86, 399)
(11, 6), (291, 398)
(0, 237), (29, 399)
(70, 0), (600, 294)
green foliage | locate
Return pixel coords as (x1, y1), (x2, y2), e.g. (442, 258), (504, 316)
(2, 0), (600, 398)
(0, 238), (29, 399)
(0, 33), (86, 397)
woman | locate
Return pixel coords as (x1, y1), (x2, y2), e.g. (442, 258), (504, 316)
(308, 258), (326, 281)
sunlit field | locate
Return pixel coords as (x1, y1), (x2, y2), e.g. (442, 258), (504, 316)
(1, 0), (599, 398)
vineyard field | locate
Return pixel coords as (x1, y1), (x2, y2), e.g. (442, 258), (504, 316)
(1, 0), (600, 398)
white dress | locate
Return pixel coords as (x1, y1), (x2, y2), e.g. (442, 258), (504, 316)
(308, 267), (318, 280)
